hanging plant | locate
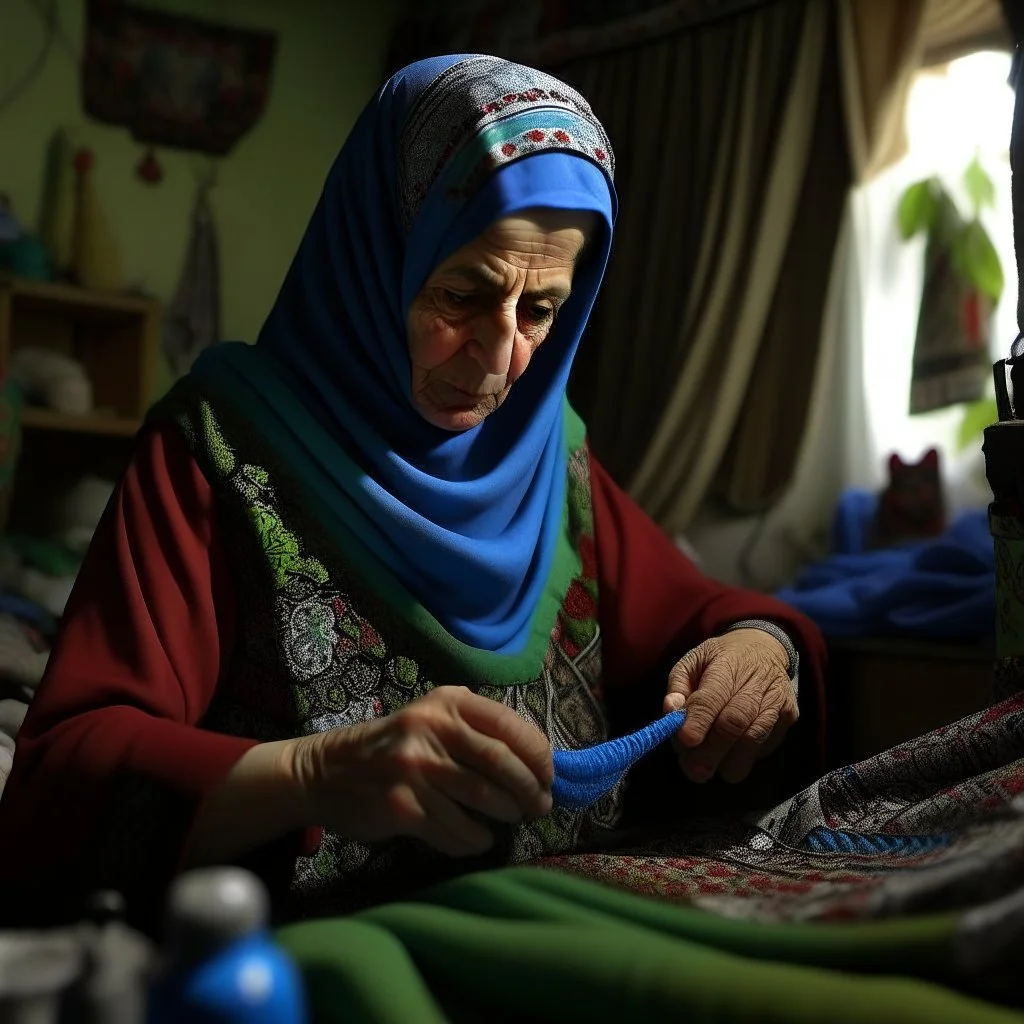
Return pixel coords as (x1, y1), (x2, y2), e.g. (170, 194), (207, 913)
(897, 156), (1003, 302)
(896, 155), (1004, 446)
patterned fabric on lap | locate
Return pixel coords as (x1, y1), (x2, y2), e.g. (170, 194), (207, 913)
(536, 688), (1024, 924)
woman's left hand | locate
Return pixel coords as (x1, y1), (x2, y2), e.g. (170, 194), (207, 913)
(662, 629), (797, 784)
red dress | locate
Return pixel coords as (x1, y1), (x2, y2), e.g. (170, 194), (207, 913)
(0, 426), (825, 927)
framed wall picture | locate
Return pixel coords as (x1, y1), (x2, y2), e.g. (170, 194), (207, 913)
(82, 0), (277, 155)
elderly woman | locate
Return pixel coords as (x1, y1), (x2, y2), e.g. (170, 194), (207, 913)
(0, 55), (824, 928)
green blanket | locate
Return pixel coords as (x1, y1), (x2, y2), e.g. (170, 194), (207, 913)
(278, 867), (1023, 1023)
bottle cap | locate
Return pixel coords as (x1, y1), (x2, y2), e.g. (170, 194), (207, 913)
(164, 868), (269, 966)
(87, 890), (127, 928)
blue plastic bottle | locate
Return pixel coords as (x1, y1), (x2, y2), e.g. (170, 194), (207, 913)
(148, 867), (307, 1024)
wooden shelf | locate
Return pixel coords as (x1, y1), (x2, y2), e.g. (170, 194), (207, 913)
(0, 274), (156, 321)
(0, 275), (158, 533)
(20, 407), (141, 437)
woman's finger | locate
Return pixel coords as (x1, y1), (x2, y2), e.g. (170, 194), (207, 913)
(675, 660), (741, 749)
(678, 686), (762, 781)
(455, 691), (554, 790)
(664, 645), (707, 712)
(718, 706), (781, 784)
(447, 722), (552, 818)
(431, 761), (525, 824)
(755, 698), (799, 759)
(413, 783), (494, 857)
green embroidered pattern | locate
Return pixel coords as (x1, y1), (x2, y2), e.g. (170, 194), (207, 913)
(154, 386), (615, 915)
(183, 403), (330, 592)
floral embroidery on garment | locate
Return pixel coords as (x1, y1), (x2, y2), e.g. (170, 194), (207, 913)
(398, 56), (614, 231)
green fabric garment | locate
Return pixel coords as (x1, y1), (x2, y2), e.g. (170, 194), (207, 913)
(277, 867), (1024, 1024)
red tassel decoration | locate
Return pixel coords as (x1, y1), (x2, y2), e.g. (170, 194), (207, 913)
(136, 148), (163, 185)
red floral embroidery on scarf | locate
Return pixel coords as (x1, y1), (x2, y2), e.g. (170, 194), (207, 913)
(579, 534), (597, 581)
(501, 142), (517, 156)
(553, 130), (570, 143)
(564, 579), (597, 621)
(526, 129), (546, 142)
(594, 147), (607, 161)
(558, 619), (582, 660)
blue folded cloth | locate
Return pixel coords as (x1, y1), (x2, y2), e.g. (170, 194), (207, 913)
(776, 491), (993, 641)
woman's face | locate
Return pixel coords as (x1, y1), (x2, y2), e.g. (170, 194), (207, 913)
(407, 207), (597, 431)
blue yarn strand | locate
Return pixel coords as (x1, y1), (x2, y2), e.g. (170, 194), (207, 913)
(802, 827), (951, 857)
(549, 718), (956, 859)
(551, 710), (685, 810)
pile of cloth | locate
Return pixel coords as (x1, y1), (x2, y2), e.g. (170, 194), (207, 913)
(0, 595), (53, 791)
(0, 474), (114, 795)
(775, 490), (994, 641)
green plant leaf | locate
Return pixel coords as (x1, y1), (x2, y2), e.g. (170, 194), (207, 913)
(963, 155), (996, 216)
(957, 397), (999, 451)
(896, 179), (937, 239)
(960, 219), (1004, 302)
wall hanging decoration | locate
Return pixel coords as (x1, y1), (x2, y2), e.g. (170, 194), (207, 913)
(897, 156), (1004, 418)
(135, 147), (164, 185)
(81, 0), (277, 157)
(163, 167), (221, 377)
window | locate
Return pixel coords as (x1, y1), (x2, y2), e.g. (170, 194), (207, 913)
(850, 51), (1016, 497)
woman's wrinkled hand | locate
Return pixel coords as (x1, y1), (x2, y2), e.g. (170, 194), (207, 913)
(662, 629), (797, 785)
(289, 686), (553, 857)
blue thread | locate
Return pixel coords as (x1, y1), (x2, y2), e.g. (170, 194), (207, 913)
(803, 827), (950, 857)
(551, 710), (686, 809)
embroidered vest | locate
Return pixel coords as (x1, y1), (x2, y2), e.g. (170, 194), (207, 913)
(152, 382), (621, 917)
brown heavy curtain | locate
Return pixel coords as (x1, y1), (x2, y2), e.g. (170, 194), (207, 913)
(388, 0), (776, 71)
(563, 0), (1006, 531)
(561, 0), (846, 530)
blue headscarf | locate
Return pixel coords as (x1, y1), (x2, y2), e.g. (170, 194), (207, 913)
(191, 55), (616, 653)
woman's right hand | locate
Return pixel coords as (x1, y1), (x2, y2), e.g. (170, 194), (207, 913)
(288, 686), (554, 857)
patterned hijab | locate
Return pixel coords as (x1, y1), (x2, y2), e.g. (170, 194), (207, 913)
(190, 55), (616, 653)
